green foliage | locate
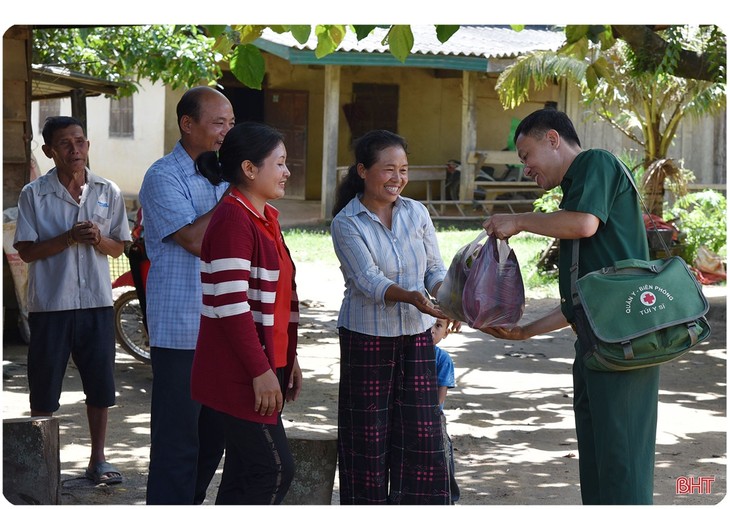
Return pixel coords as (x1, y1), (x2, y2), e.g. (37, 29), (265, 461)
(666, 190), (727, 264)
(33, 24), (725, 99)
(385, 26), (415, 63)
(532, 187), (563, 213)
(496, 51), (589, 109)
(435, 25), (460, 43)
(703, 25), (727, 83)
(314, 25), (347, 58)
(497, 26), (725, 219)
(32, 25), (222, 96)
(230, 44), (266, 90)
(33, 24), (457, 95)
(353, 26), (378, 40)
(565, 25), (614, 48)
(288, 26), (313, 44)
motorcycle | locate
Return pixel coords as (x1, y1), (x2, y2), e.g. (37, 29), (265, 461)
(112, 208), (150, 363)
(112, 256), (150, 363)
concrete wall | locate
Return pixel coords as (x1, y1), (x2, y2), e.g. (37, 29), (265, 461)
(163, 86), (185, 155)
(263, 54), (559, 199)
(30, 79), (166, 199)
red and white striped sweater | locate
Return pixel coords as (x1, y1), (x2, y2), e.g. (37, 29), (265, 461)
(191, 193), (298, 424)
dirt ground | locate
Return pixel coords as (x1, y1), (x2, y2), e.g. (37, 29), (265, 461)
(2, 262), (726, 505)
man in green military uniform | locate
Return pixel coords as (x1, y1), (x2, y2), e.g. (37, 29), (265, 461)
(481, 108), (660, 504)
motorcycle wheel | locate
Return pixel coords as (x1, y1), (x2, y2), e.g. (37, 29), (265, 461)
(113, 289), (151, 363)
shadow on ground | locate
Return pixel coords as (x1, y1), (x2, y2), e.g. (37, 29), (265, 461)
(2, 288), (725, 505)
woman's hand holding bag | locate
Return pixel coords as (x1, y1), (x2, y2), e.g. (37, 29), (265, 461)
(436, 231), (486, 323)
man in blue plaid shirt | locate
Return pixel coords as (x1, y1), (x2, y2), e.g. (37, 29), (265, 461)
(139, 86), (235, 505)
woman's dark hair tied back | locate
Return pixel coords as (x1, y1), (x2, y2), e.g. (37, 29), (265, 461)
(196, 151), (224, 185)
(195, 121), (285, 187)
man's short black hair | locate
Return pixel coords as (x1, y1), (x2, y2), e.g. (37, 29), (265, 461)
(514, 109), (582, 148)
(41, 116), (85, 145)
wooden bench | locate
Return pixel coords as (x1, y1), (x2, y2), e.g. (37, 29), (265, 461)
(467, 149), (522, 168)
(474, 180), (544, 213)
(424, 193), (540, 219)
(337, 165), (449, 212)
(336, 165), (446, 199)
(452, 150), (543, 216)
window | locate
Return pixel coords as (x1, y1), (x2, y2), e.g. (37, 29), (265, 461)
(343, 84), (399, 140)
(109, 96), (134, 137)
(38, 99), (60, 134)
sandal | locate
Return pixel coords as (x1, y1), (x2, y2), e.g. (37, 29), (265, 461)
(85, 461), (124, 485)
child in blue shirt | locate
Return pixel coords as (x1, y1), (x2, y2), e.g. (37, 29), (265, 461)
(431, 317), (460, 503)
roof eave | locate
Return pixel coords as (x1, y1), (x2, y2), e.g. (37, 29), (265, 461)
(253, 38), (492, 72)
(30, 65), (124, 101)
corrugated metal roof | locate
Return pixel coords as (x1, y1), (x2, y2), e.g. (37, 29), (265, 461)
(31, 64), (123, 100)
(256, 25), (565, 65)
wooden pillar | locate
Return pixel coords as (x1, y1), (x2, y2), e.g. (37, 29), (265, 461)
(320, 65), (341, 221)
(70, 88), (90, 168)
(459, 71), (477, 202)
(3, 25), (32, 209)
(3, 25), (32, 329)
(70, 88), (88, 132)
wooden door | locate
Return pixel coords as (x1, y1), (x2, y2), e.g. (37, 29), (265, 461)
(264, 90), (308, 199)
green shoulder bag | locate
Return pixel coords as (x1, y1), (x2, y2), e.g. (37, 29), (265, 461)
(572, 254), (711, 371)
(570, 163), (711, 371)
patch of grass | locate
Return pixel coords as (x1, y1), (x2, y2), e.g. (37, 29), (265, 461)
(283, 224), (559, 297)
(284, 226), (337, 265)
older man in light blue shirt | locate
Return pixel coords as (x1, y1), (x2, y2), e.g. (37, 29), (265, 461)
(14, 116), (131, 486)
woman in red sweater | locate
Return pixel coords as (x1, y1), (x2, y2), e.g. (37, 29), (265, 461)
(192, 121), (302, 504)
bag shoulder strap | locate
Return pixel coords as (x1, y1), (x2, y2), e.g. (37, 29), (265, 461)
(619, 161), (670, 253)
(570, 240), (581, 306)
(570, 158), (668, 307)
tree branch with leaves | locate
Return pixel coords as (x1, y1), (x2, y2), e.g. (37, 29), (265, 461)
(495, 25), (726, 216)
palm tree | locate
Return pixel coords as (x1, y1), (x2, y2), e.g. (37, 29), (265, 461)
(496, 25), (726, 216)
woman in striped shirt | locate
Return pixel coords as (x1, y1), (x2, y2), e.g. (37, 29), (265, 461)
(331, 130), (452, 504)
(191, 121), (302, 504)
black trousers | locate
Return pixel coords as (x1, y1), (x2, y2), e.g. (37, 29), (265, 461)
(216, 370), (294, 505)
(146, 347), (225, 505)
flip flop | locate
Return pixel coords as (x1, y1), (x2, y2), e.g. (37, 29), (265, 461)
(85, 461), (124, 485)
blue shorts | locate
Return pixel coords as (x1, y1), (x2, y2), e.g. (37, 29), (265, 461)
(27, 308), (116, 412)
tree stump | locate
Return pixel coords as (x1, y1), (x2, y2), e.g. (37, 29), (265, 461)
(282, 430), (338, 505)
(3, 417), (60, 504)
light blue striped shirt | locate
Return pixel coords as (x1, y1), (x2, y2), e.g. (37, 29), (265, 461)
(331, 195), (447, 337)
(138, 142), (228, 349)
